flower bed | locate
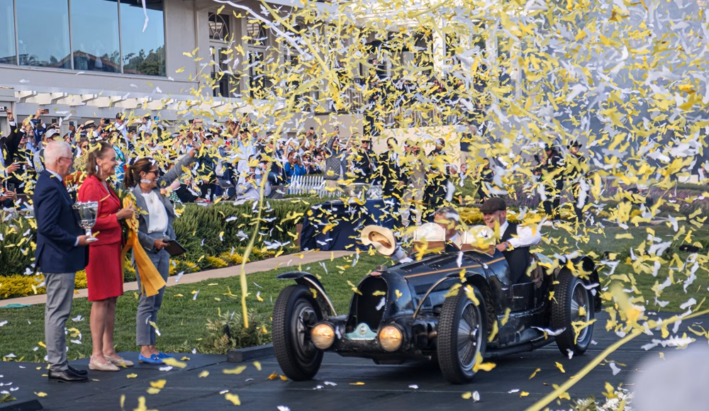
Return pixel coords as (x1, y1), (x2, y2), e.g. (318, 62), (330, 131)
(0, 198), (321, 300)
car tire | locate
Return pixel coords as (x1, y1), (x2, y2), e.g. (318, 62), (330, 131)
(272, 284), (323, 381)
(551, 269), (594, 356)
(437, 285), (487, 384)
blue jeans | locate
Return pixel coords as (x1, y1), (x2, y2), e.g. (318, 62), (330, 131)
(135, 249), (170, 346)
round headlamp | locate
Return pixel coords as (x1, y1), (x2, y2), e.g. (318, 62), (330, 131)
(311, 323), (335, 350)
(378, 325), (403, 352)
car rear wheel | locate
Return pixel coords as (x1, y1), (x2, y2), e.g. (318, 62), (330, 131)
(551, 269), (594, 356)
(437, 285), (487, 384)
(273, 285), (323, 381)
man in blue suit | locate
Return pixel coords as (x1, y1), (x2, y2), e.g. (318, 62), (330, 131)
(34, 141), (92, 383)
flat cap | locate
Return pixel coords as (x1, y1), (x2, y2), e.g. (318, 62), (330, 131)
(479, 197), (506, 214)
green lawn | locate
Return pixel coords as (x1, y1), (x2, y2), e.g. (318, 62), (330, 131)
(0, 253), (388, 362)
(1, 222), (706, 362)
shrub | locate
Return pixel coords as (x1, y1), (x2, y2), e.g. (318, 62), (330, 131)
(0, 218), (35, 277)
(197, 308), (272, 354)
(219, 252), (246, 265)
(203, 256), (229, 269)
(0, 271), (86, 299)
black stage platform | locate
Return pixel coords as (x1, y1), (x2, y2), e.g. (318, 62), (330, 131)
(0, 312), (702, 411)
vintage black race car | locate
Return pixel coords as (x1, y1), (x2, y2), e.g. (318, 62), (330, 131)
(272, 247), (601, 384)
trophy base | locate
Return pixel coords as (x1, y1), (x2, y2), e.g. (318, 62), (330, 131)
(85, 237), (99, 243)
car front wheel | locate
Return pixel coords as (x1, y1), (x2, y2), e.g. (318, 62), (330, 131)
(437, 285), (487, 384)
(272, 285), (323, 381)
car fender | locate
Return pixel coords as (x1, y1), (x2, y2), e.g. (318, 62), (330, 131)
(277, 271), (337, 318)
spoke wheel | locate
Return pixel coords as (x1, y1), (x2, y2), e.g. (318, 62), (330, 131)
(551, 269), (595, 356)
(273, 285), (323, 381)
(437, 285), (487, 384)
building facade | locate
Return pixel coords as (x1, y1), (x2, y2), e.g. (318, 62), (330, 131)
(0, 0), (298, 135)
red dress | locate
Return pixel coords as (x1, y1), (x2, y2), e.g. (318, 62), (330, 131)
(78, 175), (124, 301)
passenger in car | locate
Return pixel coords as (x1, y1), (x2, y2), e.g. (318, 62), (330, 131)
(390, 206), (462, 263)
(480, 197), (542, 283)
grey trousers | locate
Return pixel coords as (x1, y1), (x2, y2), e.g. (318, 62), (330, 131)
(136, 249), (170, 346)
(44, 273), (75, 372)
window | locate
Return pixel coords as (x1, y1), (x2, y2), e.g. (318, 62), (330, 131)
(1, 0), (167, 76)
(121, 0), (166, 76)
(212, 47), (239, 98)
(17, 0), (71, 69)
(71, 0), (121, 73)
(248, 51), (272, 98)
(209, 13), (230, 41)
(0, 0), (15, 65)
(245, 22), (268, 46)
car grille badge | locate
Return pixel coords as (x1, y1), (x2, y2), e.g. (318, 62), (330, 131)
(345, 323), (377, 340)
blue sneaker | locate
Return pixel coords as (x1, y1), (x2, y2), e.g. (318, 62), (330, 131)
(157, 352), (173, 359)
(138, 354), (163, 364)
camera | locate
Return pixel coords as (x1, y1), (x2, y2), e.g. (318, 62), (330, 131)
(0, 106), (7, 112)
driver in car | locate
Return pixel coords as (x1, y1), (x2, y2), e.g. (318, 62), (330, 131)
(391, 206), (462, 263)
(481, 197), (542, 284)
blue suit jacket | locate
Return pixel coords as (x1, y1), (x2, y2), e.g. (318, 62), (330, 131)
(34, 170), (89, 274)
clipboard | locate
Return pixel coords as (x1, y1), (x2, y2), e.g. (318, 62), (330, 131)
(163, 239), (187, 257)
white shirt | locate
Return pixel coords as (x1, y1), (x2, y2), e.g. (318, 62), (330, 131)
(141, 190), (168, 235)
(499, 220), (541, 249)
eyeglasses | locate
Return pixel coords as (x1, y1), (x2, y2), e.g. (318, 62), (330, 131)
(59, 156), (74, 163)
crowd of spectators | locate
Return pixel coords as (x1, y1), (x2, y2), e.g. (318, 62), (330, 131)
(1, 107), (499, 226)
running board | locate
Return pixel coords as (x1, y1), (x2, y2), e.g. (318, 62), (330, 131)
(483, 337), (555, 359)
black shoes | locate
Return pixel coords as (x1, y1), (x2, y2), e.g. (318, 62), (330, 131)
(68, 365), (88, 376)
(48, 368), (89, 383)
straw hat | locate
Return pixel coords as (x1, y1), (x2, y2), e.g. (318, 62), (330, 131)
(460, 226), (496, 254)
(412, 223), (447, 251)
(361, 225), (397, 256)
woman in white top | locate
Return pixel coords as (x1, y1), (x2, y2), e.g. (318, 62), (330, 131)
(123, 147), (197, 364)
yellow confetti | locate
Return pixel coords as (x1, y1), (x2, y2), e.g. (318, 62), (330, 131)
(199, 371), (209, 378)
(34, 392), (47, 397)
(224, 393), (241, 406)
(162, 358), (187, 369)
(529, 368), (541, 379)
(127, 373), (138, 379)
(253, 361), (262, 371)
(349, 382), (365, 385)
(223, 365), (247, 375)
(150, 380), (166, 389)
(555, 362), (565, 373)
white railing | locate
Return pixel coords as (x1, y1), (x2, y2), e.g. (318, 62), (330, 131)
(287, 176), (384, 199)
(287, 175), (338, 197)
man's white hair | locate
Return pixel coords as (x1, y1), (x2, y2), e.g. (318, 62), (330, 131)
(44, 141), (71, 166)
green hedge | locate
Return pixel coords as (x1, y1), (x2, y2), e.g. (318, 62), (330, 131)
(0, 198), (324, 277)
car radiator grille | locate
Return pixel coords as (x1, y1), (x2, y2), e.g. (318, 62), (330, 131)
(347, 276), (387, 333)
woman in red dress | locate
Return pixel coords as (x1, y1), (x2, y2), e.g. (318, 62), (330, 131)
(78, 141), (136, 371)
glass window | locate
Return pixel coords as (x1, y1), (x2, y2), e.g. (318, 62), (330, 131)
(71, 0), (121, 73)
(17, 0), (71, 69)
(120, 0), (165, 76)
(209, 12), (230, 42)
(246, 22), (267, 46)
(0, 0), (16, 65)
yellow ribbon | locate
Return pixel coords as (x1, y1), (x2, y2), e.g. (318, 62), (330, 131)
(121, 197), (166, 297)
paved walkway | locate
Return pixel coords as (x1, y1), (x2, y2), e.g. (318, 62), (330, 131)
(0, 250), (353, 308)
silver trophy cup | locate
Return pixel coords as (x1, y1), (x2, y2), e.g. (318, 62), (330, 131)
(73, 201), (99, 237)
